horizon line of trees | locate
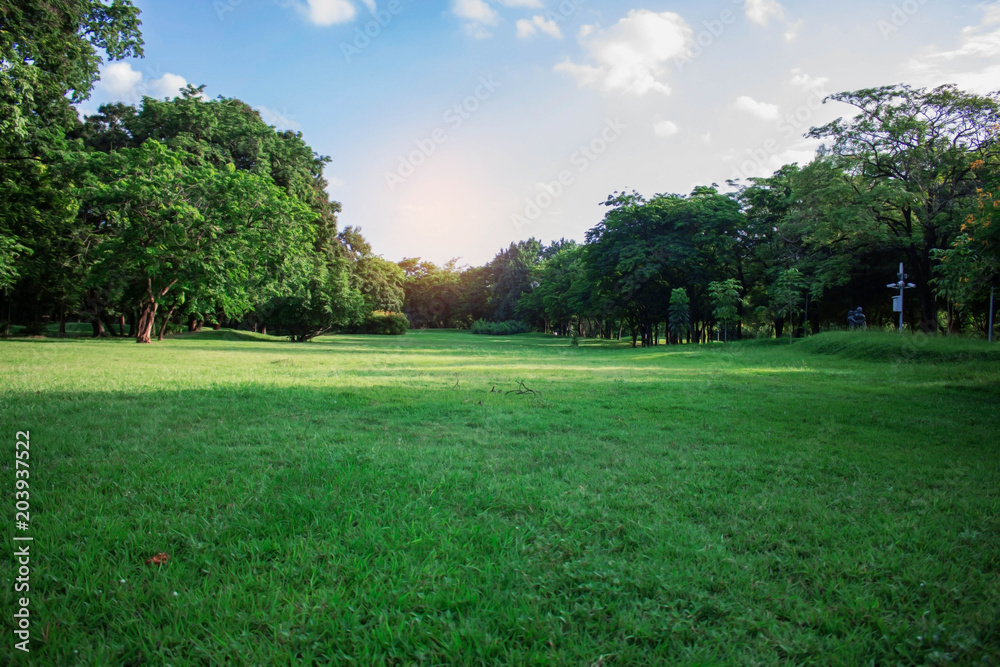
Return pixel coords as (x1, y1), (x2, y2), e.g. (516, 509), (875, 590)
(398, 84), (999, 346)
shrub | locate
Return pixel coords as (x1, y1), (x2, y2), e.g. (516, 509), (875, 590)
(362, 311), (409, 335)
(470, 319), (532, 336)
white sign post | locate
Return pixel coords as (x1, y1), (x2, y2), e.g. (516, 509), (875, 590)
(886, 262), (916, 333)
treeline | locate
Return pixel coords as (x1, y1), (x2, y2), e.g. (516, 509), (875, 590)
(1, 1), (406, 342)
(400, 85), (1000, 345)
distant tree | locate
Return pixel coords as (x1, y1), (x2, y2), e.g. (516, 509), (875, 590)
(668, 287), (690, 344)
(453, 265), (492, 328)
(398, 259), (462, 328)
(487, 239), (544, 321)
(338, 226), (405, 313)
(265, 261), (364, 342)
(933, 168), (1000, 334)
(519, 242), (587, 334)
(771, 269), (807, 344)
(585, 188), (741, 346)
(708, 279), (741, 342)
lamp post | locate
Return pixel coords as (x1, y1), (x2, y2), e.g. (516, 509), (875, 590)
(886, 262), (916, 333)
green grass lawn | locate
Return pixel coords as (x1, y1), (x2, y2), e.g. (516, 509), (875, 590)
(1, 330), (998, 665)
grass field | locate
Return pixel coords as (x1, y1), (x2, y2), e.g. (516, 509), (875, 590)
(1, 330), (998, 665)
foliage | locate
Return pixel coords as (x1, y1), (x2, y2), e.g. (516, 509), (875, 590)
(808, 84), (1000, 330)
(470, 319), (532, 335)
(584, 187), (741, 346)
(264, 262), (365, 342)
(518, 242), (587, 333)
(486, 239), (544, 322)
(0, 233), (30, 292)
(668, 287), (691, 343)
(708, 279), (741, 342)
(933, 181), (1000, 313)
(399, 258), (463, 328)
(771, 269), (807, 344)
(0, 0), (143, 153)
(360, 311), (409, 335)
(75, 140), (318, 342)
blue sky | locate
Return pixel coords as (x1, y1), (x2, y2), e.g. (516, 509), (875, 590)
(80, 0), (1000, 266)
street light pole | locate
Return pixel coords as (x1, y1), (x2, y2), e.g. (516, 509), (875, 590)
(887, 262), (917, 334)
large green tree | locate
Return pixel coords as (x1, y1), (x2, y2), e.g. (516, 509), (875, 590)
(1, 0), (143, 328)
(78, 140), (317, 343)
(808, 84), (1000, 331)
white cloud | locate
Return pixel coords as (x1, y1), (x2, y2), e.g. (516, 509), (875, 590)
(653, 117), (679, 138)
(985, 1), (1000, 25)
(766, 142), (821, 172)
(745, 0), (800, 40)
(99, 62), (143, 99)
(465, 23), (494, 39)
(789, 68), (829, 92)
(726, 138), (821, 181)
(496, 0), (542, 7)
(745, 0), (786, 26)
(255, 106), (302, 131)
(904, 2), (1000, 94)
(97, 63), (193, 103)
(286, 0), (390, 26)
(554, 10), (692, 96)
(295, 0), (357, 26)
(735, 95), (781, 120)
(516, 15), (562, 40)
(452, 0), (499, 25)
(148, 73), (189, 100)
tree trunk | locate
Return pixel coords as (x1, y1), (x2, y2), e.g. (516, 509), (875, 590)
(99, 313), (119, 337)
(57, 303), (67, 338)
(158, 304), (178, 341)
(136, 300), (157, 344)
(136, 277), (175, 344)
